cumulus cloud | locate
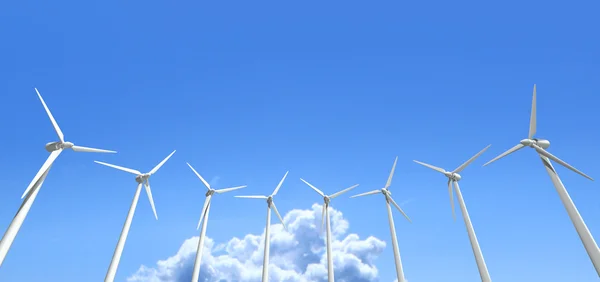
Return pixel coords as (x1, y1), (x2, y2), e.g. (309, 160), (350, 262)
(127, 203), (387, 282)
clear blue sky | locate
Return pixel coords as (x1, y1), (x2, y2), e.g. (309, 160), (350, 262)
(1, 1), (599, 281)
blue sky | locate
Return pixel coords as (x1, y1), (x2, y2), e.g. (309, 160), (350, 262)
(1, 0), (599, 281)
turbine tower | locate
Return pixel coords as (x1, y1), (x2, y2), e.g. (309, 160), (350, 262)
(0, 88), (116, 268)
(300, 178), (359, 282)
(483, 84), (599, 276)
(95, 150), (176, 282)
(413, 145), (492, 282)
(187, 163), (247, 282)
(350, 157), (411, 282)
(235, 171), (289, 282)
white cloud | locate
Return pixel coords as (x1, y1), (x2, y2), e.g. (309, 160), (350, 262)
(127, 203), (388, 282)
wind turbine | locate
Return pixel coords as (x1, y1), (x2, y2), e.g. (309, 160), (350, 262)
(95, 150), (176, 282)
(0, 88), (116, 268)
(300, 178), (359, 282)
(483, 84), (599, 276)
(234, 171), (289, 282)
(413, 145), (492, 282)
(350, 157), (411, 282)
(186, 163), (247, 282)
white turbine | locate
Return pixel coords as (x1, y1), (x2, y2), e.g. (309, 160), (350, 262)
(413, 145), (492, 282)
(0, 88), (116, 268)
(234, 171), (289, 282)
(350, 157), (411, 282)
(95, 150), (176, 282)
(187, 163), (246, 282)
(300, 178), (359, 282)
(483, 84), (599, 276)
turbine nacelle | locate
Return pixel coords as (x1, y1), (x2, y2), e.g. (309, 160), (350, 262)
(205, 189), (215, 197)
(267, 196), (273, 206)
(45, 141), (74, 152)
(381, 188), (390, 196)
(135, 173), (150, 183)
(520, 138), (550, 149)
(444, 172), (462, 181)
(323, 196), (331, 205)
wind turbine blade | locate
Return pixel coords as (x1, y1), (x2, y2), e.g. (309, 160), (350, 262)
(215, 186), (247, 193)
(19, 164), (53, 212)
(533, 145), (594, 181)
(197, 196), (212, 230)
(71, 145), (116, 153)
(300, 178), (325, 197)
(271, 201), (287, 231)
(235, 195), (268, 199)
(385, 156), (398, 189)
(149, 150), (176, 175)
(272, 171), (289, 196)
(94, 161), (141, 175)
(453, 144), (491, 173)
(482, 143), (525, 167)
(320, 204), (326, 234)
(330, 184), (360, 199)
(529, 84), (537, 139)
(186, 163), (211, 190)
(413, 160), (446, 174)
(22, 150), (62, 199)
(350, 190), (381, 198)
(144, 180), (158, 220)
(448, 179), (455, 221)
(387, 194), (411, 223)
(35, 88), (64, 142)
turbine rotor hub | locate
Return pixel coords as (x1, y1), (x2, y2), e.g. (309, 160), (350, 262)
(135, 174), (150, 183)
(520, 138), (534, 147)
(451, 173), (461, 181)
(443, 171), (461, 181)
(62, 141), (74, 149)
(520, 138), (550, 149)
(206, 189), (215, 196)
(45, 141), (75, 152)
(324, 196), (330, 204)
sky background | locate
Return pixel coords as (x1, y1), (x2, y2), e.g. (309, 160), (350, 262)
(1, 0), (599, 281)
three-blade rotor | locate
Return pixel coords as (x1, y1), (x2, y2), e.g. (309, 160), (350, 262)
(483, 85), (593, 181)
(235, 171), (289, 231)
(94, 150), (177, 220)
(300, 178), (359, 232)
(350, 156), (411, 222)
(21, 89), (117, 199)
(413, 145), (491, 220)
(187, 162), (246, 229)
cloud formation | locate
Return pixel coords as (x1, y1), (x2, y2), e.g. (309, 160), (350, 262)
(127, 203), (387, 282)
